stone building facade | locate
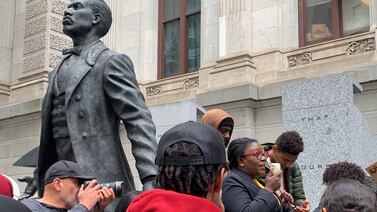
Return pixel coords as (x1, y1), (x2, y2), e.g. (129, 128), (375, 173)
(1, 0), (377, 192)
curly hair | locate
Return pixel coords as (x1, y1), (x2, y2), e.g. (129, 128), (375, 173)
(322, 161), (366, 185)
(86, 0), (112, 38)
(320, 179), (377, 212)
(227, 138), (258, 169)
(275, 131), (304, 155)
(156, 142), (223, 198)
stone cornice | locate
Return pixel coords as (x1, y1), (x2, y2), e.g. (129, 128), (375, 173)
(142, 72), (199, 105)
(285, 32), (375, 68)
(0, 82), (10, 96)
(0, 98), (43, 120)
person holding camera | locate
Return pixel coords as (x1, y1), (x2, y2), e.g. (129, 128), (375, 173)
(21, 160), (115, 212)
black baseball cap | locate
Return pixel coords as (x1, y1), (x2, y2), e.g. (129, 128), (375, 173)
(155, 121), (227, 166)
(44, 160), (95, 185)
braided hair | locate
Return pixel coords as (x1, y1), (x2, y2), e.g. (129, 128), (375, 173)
(156, 142), (223, 198)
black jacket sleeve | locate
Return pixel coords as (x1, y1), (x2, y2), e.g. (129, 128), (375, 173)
(103, 53), (158, 183)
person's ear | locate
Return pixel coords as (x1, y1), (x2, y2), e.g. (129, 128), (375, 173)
(237, 157), (245, 168)
(213, 167), (226, 192)
(93, 13), (102, 25)
(272, 145), (278, 152)
(206, 167), (226, 210)
(53, 178), (63, 191)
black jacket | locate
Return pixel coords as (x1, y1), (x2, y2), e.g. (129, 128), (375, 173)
(222, 168), (283, 212)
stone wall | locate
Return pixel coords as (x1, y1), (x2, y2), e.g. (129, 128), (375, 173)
(109, 0), (158, 83)
(0, 0), (16, 105)
(6, 0), (71, 105)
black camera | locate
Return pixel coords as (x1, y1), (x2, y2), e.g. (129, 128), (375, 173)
(83, 181), (123, 197)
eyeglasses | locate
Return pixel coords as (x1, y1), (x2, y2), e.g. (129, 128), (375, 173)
(242, 149), (266, 160)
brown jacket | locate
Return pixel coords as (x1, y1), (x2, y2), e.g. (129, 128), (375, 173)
(201, 108), (233, 144)
(201, 109), (233, 129)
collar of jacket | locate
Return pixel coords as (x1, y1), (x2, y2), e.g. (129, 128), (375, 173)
(61, 40), (109, 66)
(231, 167), (254, 181)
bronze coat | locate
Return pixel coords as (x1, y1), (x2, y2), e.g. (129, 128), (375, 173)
(37, 41), (157, 195)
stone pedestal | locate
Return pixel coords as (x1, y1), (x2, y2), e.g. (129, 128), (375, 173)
(149, 99), (205, 141)
(282, 74), (377, 207)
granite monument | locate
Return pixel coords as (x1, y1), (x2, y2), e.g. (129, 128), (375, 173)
(282, 74), (377, 207)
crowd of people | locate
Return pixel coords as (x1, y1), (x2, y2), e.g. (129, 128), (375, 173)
(1, 108), (377, 212)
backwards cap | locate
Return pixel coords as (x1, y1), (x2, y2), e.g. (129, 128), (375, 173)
(155, 121), (226, 166)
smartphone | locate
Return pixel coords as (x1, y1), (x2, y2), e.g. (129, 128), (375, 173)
(270, 163), (281, 175)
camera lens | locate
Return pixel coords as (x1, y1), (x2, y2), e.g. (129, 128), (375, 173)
(83, 181), (123, 197)
(98, 181), (123, 197)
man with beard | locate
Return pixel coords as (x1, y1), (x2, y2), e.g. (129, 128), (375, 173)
(22, 160), (114, 212)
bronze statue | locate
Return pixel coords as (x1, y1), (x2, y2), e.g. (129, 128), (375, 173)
(36, 0), (158, 199)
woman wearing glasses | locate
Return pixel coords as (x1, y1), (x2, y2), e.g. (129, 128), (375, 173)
(222, 138), (292, 212)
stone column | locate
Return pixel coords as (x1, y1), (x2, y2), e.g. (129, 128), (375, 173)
(199, 0), (256, 92)
(201, 0), (220, 65)
(0, 0), (16, 103)
(10, 0), (71, 103)
(112, 0), (158, 83)
(369, 0), (377, 30)
(251, 0), (298, 52)
(279, 0), (299, 49)
(219, 0), (252, 57)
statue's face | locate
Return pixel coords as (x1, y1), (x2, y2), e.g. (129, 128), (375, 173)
(62, 0), (95, 38)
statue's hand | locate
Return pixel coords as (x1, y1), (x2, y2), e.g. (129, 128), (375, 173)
(142, 180), (155, 191)
(18, 176), (37, 199)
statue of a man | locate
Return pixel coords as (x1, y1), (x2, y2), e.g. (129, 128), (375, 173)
(37, 0), (157, 197)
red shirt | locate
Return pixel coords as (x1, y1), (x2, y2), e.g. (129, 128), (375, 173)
(127, 189), (221, 212)
(0, 174), (13, 198)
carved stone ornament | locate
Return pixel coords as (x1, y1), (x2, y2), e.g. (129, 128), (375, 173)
(288, 52), (312, 67)
(183, 77), (199, 89)
(146, 85), (162, 96)
(346, 38), (376, 55)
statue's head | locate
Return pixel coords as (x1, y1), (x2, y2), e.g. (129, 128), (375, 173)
(86, 0), (112, 37)
(63, 0), (112, 39)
